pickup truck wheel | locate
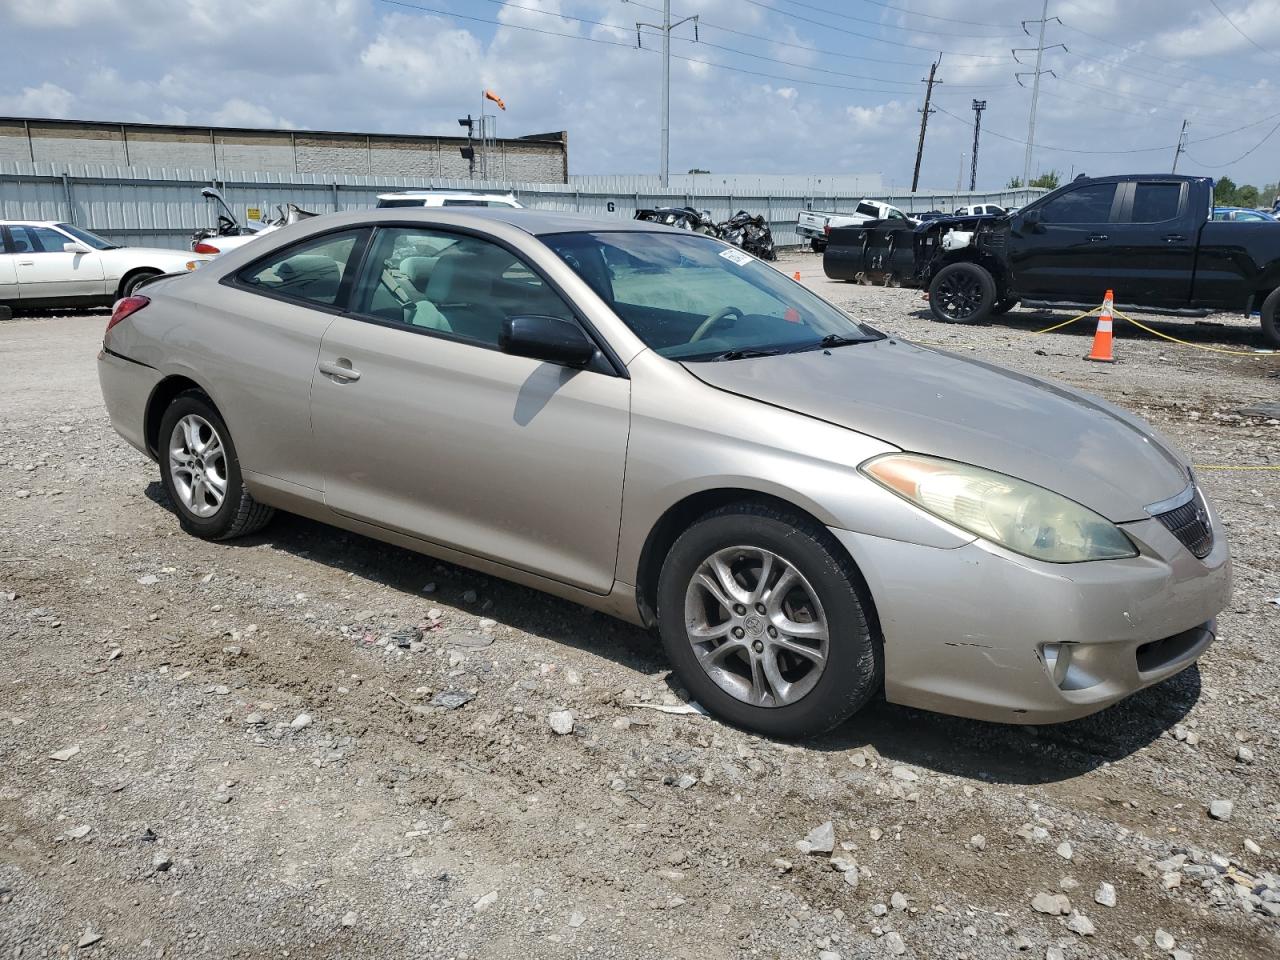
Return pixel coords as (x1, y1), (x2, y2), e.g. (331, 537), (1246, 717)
(810, 239), (827, 253)
(929, 262), (996, 324)
(1261, 288), (1280, 349)
(992, 297), (1019, 316)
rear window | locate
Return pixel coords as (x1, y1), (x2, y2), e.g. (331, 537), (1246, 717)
(442, 199), (516, 207)
(376, 199), (427, 208)
(855, 202), (882, 218)
(1128, 183), (1182, 223)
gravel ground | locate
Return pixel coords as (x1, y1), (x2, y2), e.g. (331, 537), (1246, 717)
(1, 254), (1277, 960)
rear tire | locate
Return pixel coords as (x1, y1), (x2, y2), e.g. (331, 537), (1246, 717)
(1261, 288), (1280, 349)
(928, 262), (996, 324)
(810, 239), (827, 253)
(656, 501), (880, 738)
(158, 391), (274, 541)
(992, 297), (1019, 316)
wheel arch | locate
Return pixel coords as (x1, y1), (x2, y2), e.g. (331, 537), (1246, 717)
(144, 374), (216, 458)
(633, 487), (881, 639)
(116, 266), (164, 299)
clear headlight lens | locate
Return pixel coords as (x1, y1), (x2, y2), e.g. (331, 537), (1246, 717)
(861, 453), (1137, 563)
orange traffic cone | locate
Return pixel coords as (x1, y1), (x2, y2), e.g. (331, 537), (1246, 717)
(793, 271), (802, 281)
(1085, 290), (1116, 362)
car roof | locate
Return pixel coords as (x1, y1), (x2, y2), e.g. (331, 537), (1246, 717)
(318, 207), (679, 237)
(0, 219), (60, 226)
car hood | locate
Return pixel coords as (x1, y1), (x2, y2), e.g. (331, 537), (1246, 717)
(683, 338), (1189, 522)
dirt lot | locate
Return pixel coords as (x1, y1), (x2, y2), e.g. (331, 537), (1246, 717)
(2, 252), (1278, 960)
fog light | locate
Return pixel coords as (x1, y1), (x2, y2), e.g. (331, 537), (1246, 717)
(1043, 643), (1073, 687)
(1041, 643), (1104, 692)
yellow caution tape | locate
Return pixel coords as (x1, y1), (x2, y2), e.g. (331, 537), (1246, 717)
(1192, 464), (1280, 472)
(1033, 306), (1102, 335)
(1111, 309), (1272, 358)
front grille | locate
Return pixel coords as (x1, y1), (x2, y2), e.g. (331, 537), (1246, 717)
(1153, 491), (1214, 559)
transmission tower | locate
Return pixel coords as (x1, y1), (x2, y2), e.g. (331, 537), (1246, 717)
(1013, 1), (1066, 187)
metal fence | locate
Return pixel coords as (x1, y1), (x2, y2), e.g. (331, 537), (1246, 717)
(0, 160), (1048, 250)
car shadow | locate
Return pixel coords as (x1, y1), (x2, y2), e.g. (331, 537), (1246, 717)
(145, 481), (1199, 786)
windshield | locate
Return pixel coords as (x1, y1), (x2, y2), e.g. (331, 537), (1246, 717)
(542, 231), (881, 360)
(57, 224), (118, 250)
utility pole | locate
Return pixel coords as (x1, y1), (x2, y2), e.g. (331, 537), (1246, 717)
(1013, 1), (1065, 187)
(1172, 118), (1189, 173)
(635, 1), (699, 187)
(969, 99), (986, 191)
(911, 54), (942, 193)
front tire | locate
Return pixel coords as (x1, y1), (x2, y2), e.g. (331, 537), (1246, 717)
(158, 391), (274, 540)
(656, 502), (880, 738)
(928, 262), (996, 324)
(121, 269), (162, 298)
(1261, 287), (1280, 349)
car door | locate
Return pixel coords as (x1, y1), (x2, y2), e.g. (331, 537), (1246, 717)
(0, 228), (18, 302)
(9, 224), (106, 299)
(1007, 181), (1121, 303)
(1104, 180), (1195, 306)
(197, 226), (372, 491)
(309, 225), (630, 594)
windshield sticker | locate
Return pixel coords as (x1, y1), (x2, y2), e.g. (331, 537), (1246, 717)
(718, 247), (754, 267)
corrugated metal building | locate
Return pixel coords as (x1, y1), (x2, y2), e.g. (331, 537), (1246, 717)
(0, 117), (569, 183)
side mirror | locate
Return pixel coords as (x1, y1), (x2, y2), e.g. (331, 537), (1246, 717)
(63, 241), (91, 254)
(1021, 208), (1041, 227)
(500, 315), (596, 368)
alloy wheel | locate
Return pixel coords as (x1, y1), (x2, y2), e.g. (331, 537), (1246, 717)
(935, 271), (983, 319)
(683, 546), (829, 707)
(168, 414), (228, 518)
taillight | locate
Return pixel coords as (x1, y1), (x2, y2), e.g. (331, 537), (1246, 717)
(824, 224), (831, 235)
(192, 241), (221, 255)
(106, 295), (149, 337)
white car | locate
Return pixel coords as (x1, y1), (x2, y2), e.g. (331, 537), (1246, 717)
(1, 221), (205, 309)
(375, 190), (523, 209)
(952, 203), (1007, 217)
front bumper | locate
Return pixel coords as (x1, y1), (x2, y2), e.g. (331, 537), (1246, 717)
(830, 515), (1231, 724)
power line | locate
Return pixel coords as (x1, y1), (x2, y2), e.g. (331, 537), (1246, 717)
(1186, 120), (1280, 167)
(737, 0), (1015, 59)
(933, 104), (1280, 156)
(1207, 0), (1280, 63)
(845, 0), (1012, 30)
(1056, 22), (1245, 84)
(768, 0), (1021, 39)
(378, 0), (995, 98)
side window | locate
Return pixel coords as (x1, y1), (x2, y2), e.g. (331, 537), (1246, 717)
(1127, 183), (1182, 223)
(237, 229), (366, 307)
(10, 225), (71, 254)
(1038, 184), (1117, 224)
(351, 226), (575, 347)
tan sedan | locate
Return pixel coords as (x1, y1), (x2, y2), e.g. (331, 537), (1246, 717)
(98, 209), (1230, 737)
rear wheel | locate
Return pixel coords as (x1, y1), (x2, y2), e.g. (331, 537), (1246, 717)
(158, 391), (274, 540)
(810, 239), (827, 253)
(656, 502), (880, 738)
(928, 262), (996, 324)
(1261, 288), (1280, 349)
(992, 297), (1019, 316)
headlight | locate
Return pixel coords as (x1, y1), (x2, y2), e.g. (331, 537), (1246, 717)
(860, 453), (1137, 563)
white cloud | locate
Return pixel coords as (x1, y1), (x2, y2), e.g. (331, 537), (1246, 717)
(0, 82), (75, 117)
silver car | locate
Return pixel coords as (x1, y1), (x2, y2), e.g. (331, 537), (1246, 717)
(98, 209), (1231, 737)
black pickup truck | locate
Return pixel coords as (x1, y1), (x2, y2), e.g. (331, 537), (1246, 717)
(823, 174), (1280, 347)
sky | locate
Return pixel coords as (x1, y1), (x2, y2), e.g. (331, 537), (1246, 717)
(1, 0), (1278, 191)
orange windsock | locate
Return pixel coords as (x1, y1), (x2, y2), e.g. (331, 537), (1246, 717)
(484, 89), (506, 110)
(1085, 289), (1116, 363)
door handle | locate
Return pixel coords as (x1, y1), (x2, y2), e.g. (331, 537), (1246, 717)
(318, 359), (361, 382)
(1087, 234), (1108, 242)
(1163, 234), (1187, 243)
(17, 260), (33, 266)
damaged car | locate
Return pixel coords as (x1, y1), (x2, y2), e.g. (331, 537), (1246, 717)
(823, 174), (1280, 347)
(99, 208), (1230, 737)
